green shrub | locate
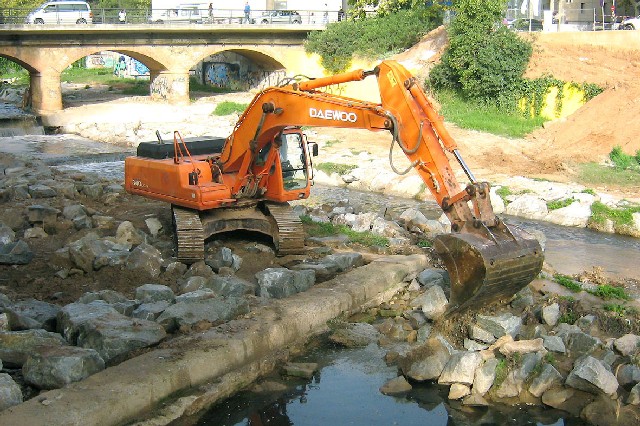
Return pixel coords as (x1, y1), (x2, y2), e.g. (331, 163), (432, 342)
(609, 146), (639, 170)
(417, 239), (432, 248)
(590, 201), (640, 227)
(300, 215), (389, 247)
(553, 274), (581, 292)
(430, 0), (532, 101)
(121, 80), (149, 95)
(212, 101), (248, 116)
(547, 198), (574, 211)
(496, 186), (512, 205)
(558, 311), (578, 324)
(589, 285), (630, 301)
(305, 9), (441, 73)
(604, 304), (629, 317)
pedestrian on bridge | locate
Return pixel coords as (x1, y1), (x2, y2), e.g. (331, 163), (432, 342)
(244, 2), (251, 24)
(118, 9), (127, 24)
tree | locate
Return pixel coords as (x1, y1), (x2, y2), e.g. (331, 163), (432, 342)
(429, 0), (532, 100)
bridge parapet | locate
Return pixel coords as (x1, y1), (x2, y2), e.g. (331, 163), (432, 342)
(0, 26), (319, 114)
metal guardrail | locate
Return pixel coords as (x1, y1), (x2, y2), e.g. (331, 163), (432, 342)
(0, 8), (346, 25)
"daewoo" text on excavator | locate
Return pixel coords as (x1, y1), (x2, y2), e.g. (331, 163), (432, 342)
(124, 60), (543, 312)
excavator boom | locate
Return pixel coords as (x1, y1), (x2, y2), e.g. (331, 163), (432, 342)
(125, 60), (543, 311)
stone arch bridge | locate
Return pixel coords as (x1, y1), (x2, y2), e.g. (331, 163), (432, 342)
(0, 25), (322, 114)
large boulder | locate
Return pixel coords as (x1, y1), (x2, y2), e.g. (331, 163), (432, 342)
(68, 233), (130, 273)
(438, 351), (483, 386)
(473, 358), (499, 395)
(566, 356), (619, 396)
(28, 184), (57, 198)
(0, 223), (15, 245)
(614, 334), (640, 357)
(400, 336), (456, 382)
(529, 363), (563, 397)
(0, 329), (68, 367)
(256, 268), (315, 299)
(505, 194), (548, 220)
(126, 242), (163, 277)
(0, 240), (33, 265)
(544, 201), (592, 227)
(115, 221), (146, 246)
(75, 311), (166, 365)
(205, 275), (255, 297)
(22, 345), (105, 390)
(420, 285), (448, 320)
(475, 313), (522, 339)
(132, 301), (171, 321)
(5, 299), (60, 331)
(57, 302), (119, 344)
(156, 296), (249, 333)
(329, 323), (380, 348)
(0, 373), (23, 410)
(135, 284), (175, 304)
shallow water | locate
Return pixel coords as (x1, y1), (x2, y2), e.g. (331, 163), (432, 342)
(187, 343), (575, 426)
(0, 102), (44, 136)
(303, 185), (640, 282)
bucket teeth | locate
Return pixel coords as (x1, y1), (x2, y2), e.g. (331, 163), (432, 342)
(434, 223), (543, 313)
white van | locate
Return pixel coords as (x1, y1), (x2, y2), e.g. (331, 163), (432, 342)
(151, 4), (206, 24)
(25, 1), (93, 25)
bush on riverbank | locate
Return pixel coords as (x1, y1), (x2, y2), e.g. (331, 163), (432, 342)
(305, 8), (441, 73)
(300, 215), (389, 247)
(212, 101), (249, 116)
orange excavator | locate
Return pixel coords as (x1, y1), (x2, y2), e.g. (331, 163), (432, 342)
(124, 60), (543, 311)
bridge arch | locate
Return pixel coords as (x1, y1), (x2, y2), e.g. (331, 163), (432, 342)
(0, 25), (323, 114)
(190, 48), (287, 92)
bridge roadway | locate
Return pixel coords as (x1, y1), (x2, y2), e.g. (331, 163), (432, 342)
(0, 24), (318, 114)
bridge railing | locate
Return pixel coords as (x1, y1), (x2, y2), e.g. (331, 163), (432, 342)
(0, 8), (347, 26)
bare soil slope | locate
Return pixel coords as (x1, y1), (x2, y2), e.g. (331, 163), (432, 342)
(386, 29), (640, 186)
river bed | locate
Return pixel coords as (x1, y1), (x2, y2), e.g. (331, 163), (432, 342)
(181, 341), (576, 426)
(47, 158), (640, 282)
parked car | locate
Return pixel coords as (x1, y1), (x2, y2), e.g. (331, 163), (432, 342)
(258, 10), (302, 24)
(151, 5), (205, 24)
(620, 15), (640, 30)
(25, 1), (93, 24)
(511, 18), (543, 31)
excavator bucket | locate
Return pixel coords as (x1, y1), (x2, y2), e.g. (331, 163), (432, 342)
(433, 222), (543, 313)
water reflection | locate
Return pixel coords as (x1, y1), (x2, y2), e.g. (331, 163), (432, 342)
(192, 343), (572, 426)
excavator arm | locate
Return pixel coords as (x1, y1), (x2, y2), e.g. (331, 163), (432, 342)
(126, 60), (543, 312)
(217, 60), (543, 311)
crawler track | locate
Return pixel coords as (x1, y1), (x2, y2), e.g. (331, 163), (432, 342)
(172, 205), (204, 264)
(264, 202), (305, 255)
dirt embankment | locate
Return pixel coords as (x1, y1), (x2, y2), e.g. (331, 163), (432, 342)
(388, 28), (640, 191)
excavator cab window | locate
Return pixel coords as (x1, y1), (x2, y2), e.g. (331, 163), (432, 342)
(279, 131), (308, 191)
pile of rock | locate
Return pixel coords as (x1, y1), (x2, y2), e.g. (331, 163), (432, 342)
(328, 268), (640, 424)
(0, 243), (370, 409)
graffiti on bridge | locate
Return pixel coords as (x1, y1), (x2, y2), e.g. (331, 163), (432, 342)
(202, 61), (286, 91)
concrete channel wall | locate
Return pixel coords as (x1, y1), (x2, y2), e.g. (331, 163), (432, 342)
(2, 254), (429, 425)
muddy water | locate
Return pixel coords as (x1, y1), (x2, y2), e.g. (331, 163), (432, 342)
(184, 342), (575, 426)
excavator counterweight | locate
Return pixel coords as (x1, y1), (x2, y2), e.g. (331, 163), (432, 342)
(124, 60), (544, 312)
